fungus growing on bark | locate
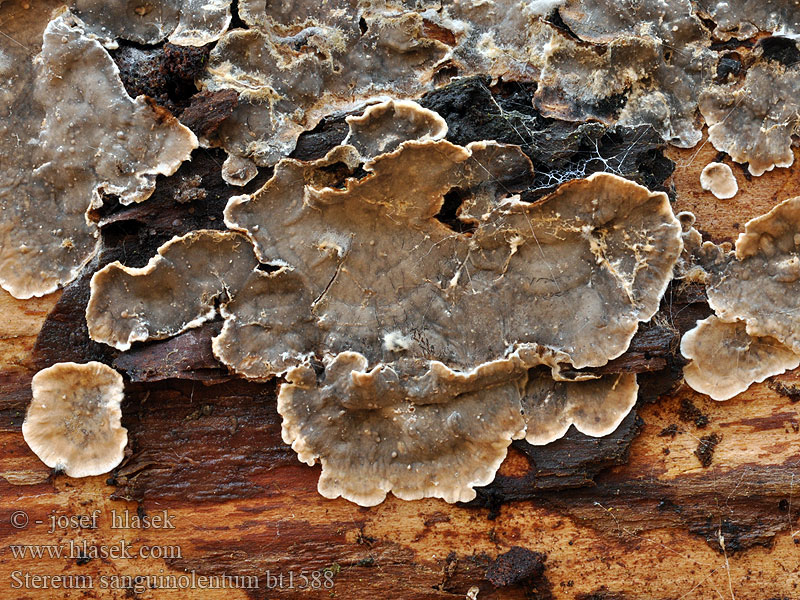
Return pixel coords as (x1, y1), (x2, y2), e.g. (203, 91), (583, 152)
(522, 372), (639, 445)
(0, 10), (197, 299)
(72, 0), (232, 47)
(700, 162), (738, 199)
(539, 0), (715, 147)
(694, 0), (800, 40)
(87, 124), (683, 503)
(704, 196), (800, 352)
(699, 63), (800, 176)
(681, 316), (799, 401)
(89, 138), (683, 378)
(277, 351), (528, 506)
(343, 99), (448, 161)
(277, 353), (639, 504)
(202, 6), (450, 168)
(681, 196), (800, 401)
(86, 230), (261, 351)
(215, 143), (683, 377)
(22, 362), (127, 477)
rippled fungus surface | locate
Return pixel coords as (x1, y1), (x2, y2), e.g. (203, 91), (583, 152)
(73, 0), (232, 47)
(87, 104), (682, 502)
(22, 362), (127, 478)
(694, 0), (800, 40)
(682, 197), (800, 399)
(0, 8), (197, 299)
(700, 62), (800, 176)
(681, 316), (799, 401)
(179, 0), (800, 180)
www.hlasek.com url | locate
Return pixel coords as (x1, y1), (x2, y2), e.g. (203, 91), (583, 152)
(10, 570), (335, 593)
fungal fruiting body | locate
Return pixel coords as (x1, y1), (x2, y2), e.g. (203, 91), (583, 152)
(85, 102), (684, 504)
(16, 1), (800, 504)
(22, 362), (127, 478)
(681, 196), (800, 400)
(0, 9), (197, 299)
(700, 162), (738, 199)
(681, 317), (800, 401)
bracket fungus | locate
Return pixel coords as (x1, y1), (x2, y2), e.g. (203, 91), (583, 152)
(278, 352), (528, 506)
(2, 0), (741, 505)
(681, 197), (800, 399)
(72, 0), (232, 47)
(694, 0), (800, 40)
(22, 362), (127, 478)
(0, 9), (197, 299)
(87, 103), (683, 503)
(700, 162), (738, 200)
(538, 0), (715, 148)
(681, 316), (799, 401)
(277, 354), (639, 505)
(522, 372), (639, 445)
(342, 99), (448, 161)
(202, 3), (451, 172)
(699, 63), (800, 176)
(86, 230), (262, 351)
(705, 196), (800, 351)
(200, 0), (727, 174)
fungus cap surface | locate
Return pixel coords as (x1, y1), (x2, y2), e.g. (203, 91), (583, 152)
(706, 196), (800, 352)
(522, 372), (639, 445)
(699, 63), (800, 176)
(680, 316), (800, 401)
(22, 362), (127, 478)
(72, 0), (232, 46)
(700, 162), (738, 199)
(0, 9), (197, 299)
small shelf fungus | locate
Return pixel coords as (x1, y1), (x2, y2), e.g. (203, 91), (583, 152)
(72, 0), (232, 47)
(681, 317), (800, 401)
(86, 100), (683, 504)
(197, 0), (735, 175)
(700, 162), (738, 200)
(700, 62), (800, 176)
(22, 362), (127, 478)
(19, 0), (800, 504)
(694, 0), (800, 40)
(681, 196), (800, 400)
(0, 9), (197, 299)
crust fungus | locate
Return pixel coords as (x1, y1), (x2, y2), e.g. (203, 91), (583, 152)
(89, 137), (683, 378)
(522, 372), (639, 445)
(87, 230), (262, 351)
(704, 196), (800, 352)
(694, 0), (800, 40)
(0, 10), (197, 299)
(72, 0), (232, 47)
(681, 316), (799, 401)
(202, 5), (451, 168)
(699, 63), (800, 176)
(215, 143), (683, 376)
(700, 162), (738, 199)
(191, 0), (800, 173)
(278, 352), (528, 506)
(277, 354), (638, 505)
(342, 99), (448, 161)
(539, 0), (715, 147)
(22, 362), (127, 477)
(681, 197), (800, 400)
(87, 118), (685, 503)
